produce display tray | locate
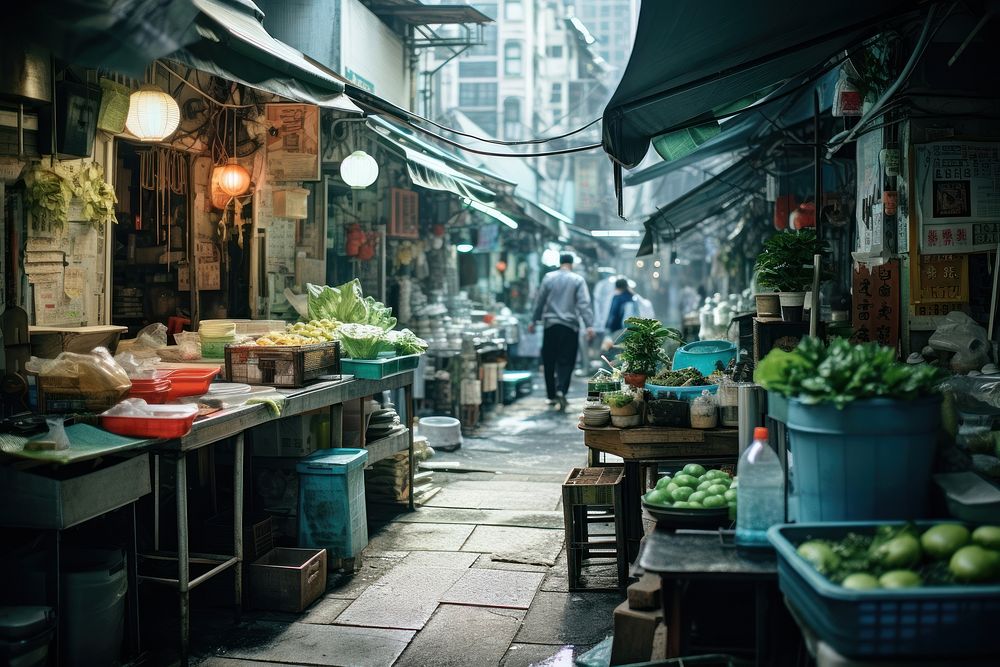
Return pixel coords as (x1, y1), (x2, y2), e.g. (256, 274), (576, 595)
(642, 500), (731, 528)
(769, 522), (1000, 660)
(225, 341), (340, 388)
(100, 404), (199, 439)
(161, 367), (221, 400)
(341, 354), (420, 380)
(646, 382), (718, 400)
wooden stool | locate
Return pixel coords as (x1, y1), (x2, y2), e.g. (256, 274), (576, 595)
(562, 466), (628, 591)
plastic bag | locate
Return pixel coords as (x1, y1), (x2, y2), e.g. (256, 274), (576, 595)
(25, 417), (70, 451)
(135, 323), (168, 350)
(114, 351), (161, 379)
(25, 347), (131, 397)
(928, 312), (990, 372)
(574, 636), (612, 667)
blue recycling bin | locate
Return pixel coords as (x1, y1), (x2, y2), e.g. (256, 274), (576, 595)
(297, 448), (369, 558)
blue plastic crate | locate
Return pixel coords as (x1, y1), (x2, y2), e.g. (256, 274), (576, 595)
(769, 522), (1000, 660)
(297, 448), (369, 559)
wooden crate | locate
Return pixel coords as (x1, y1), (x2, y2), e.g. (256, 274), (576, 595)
(249, 547), (327, 612)
(563, 466), (624, 506)
(752, 318), (811, 364)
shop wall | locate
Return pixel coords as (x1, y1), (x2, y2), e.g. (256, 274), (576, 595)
(339, 0), (409, 109)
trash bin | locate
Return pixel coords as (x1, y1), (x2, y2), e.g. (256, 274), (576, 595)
(0, 606), (55, 667)
(62, 547), (127, 667)
(297, 448), (369, 559)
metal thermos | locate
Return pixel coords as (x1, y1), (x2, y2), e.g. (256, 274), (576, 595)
(737, 383), (766, 455)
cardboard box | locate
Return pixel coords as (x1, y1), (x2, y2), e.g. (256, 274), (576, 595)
(251, 409), (331, 457)
(249, 547), (326, 612)
(610, 600), (663, 666)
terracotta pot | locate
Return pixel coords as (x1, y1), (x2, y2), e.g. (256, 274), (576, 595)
(623, 372), (647, 389)
(755, 293), (781, 318)
(608, 403), (637, 417)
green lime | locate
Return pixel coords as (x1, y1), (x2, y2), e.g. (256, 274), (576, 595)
(672, 501), (691, 509)
(797, 541), (840, 574)
(666, 482), (679, 494)
(874, 535), (922, 569)
(696, 481), (714, 492)
(704, 469), (726, 480)
(671, 486), (695, 502)
(842, 573), (880, 590)
(673, 474), (699, 488)
(655, 475), (673, 490)
(705, 484), (728, 496)
(973, 526), (1000, 550)
(712, 477), (732, 487)
(687, 501), (703, 509)
(688, 491), (708, 504)
(644, 489), (671, 506)
(879, 570), (922, 588)
(921, 524), (970, 560)
(703, 495), (726, 509)
(683, 463), (707, 477)
(723, 488), (738, 502)
(949, 545), (1000, 582)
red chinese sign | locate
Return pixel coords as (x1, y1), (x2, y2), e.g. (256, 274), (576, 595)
(852, 260), (900, 348)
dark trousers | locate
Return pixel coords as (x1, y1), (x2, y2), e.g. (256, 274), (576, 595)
(542, 323), (579, 399)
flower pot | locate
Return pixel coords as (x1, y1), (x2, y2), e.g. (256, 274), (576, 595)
(755, 293), (781, 318)
(778, 292), (806, 322)
(608, 403), (637, 417)
(623, 372), (647, 389)
(786, 395), (941, 522)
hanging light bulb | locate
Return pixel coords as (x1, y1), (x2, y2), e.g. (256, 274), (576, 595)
(125, 84), (180, 142)
(214, 159), (252, 197)
(340, 150), (379, 189)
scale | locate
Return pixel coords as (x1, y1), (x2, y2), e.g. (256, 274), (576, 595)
(1, 305), (30, 415)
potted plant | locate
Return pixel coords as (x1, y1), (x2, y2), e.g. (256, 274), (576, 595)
(615, 317), (681, 388)
(755, 337), (943, 522)
(603, 390), (637, 416)
(753, 229), (830, 322)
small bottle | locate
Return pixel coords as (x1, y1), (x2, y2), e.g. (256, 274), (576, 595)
(735, 427), (785, 547)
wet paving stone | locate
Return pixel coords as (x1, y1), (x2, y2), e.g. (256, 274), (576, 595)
(394, 604), (525, 667)
(440, 567), (545, 609)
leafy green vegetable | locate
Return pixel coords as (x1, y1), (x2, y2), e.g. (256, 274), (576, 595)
(306, 280), (396, 330)
(616, 317), (683, 376)
(754, 228), (832, 292)
(335, 323), (387, 360)
(385, 329), (427, 356)
(650, 367), (708, 387)
(755, 337), (943, 408)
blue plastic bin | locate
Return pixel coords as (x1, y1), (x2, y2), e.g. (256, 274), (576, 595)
(769, 522), (1000, 660)
(671, 340), (736, 376)
(297, 448), (369, 559)
(645, 383), (718, 401)
(786, 395), (940, 521)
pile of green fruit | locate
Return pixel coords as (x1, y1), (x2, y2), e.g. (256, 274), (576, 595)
(795, 523), (1000, 589)
(642, 463), (737, 512)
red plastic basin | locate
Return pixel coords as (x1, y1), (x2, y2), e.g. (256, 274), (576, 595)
(100, 404), (199, 439)
(163, 367), (221, 400)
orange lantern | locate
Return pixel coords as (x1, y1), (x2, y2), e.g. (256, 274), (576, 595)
(789, 201), (816, 230)
(495, 260), (507, 273)
(214, 158), (252, 197)
(774, 195), (796, 230)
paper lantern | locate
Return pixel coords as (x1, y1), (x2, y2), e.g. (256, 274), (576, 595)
(774, 195), (796, 230)
(789, 202), (816, 230)
(214, 159), (251, 197)
(125, 85), (180, 141)
(340, 150), (379, 189)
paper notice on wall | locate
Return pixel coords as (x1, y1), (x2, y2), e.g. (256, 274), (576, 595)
(25, 251), (64, 264)
(198, 260), (221, 291)
(33, 279), (84, 326)
(266, 219), (296, 273)
(178, 265), (190, 291)
(26, 237), (62, 252)
(63, 267), (85, 298)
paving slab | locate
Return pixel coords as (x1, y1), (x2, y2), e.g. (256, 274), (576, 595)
(500, 643), (595, 667)
(472, 553), (549, 573)
(392, 506), (565, 529)
(365, 521), (475, 552)
(514, 591), (622, 645)
(394, 604), (525, 667)
(335, 565), (467, 630)
(424, 480), (562, 511)
(207, 620), (413, 667)
(440, 567), (545, 609)
(198, 658), (314, 667)
(327, 553), (407, 599)
(402, 550), (479, 569)
(300, 596), (353, 625)
(460, 525), (564, 566)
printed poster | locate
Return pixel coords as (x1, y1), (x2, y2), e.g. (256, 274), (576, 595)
(852, 260), (899, 348)
(915, 254), (968, 304)
(265, 104), (321, 182)
(915, 141), (1000, 254)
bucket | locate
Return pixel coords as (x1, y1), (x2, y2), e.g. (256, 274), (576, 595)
(755, 293), (780, 318)
(786, 395), (941, 521)
(671, 340), (736, 376)
(778, 292), (805, 322)
(61, 548), (127, 667)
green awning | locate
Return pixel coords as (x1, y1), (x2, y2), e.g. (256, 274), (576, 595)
(602, 0), (915, 169)
(172, 0), (359, 111)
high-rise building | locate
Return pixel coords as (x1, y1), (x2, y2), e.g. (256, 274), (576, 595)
(572, 0), (639, 74)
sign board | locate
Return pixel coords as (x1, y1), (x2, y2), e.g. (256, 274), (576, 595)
(265, 104), (321, 182)
(915, 141), (1000, 254)
(915, 254), (968, 303)
(852, 260), (900, 348)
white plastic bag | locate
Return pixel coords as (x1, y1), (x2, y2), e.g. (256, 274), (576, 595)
(928, 311), (990, 372)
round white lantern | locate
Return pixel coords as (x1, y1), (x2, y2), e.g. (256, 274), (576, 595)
(214, 158), (252, 197)
(125, 85), (180, 142)
(340, 150), (379, 189)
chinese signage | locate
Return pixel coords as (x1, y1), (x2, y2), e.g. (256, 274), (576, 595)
(852, 260), (899, 348)
(916, 254), (968, 303)
(266, 104), (321, 182)
(345, 68), (376, 94)
(915, 141), (1000, 254)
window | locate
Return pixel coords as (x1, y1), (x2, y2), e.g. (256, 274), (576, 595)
(550, 83), (562, 104)
(601, 5), (610, 16)
(459, 82), (498, 107)
(504, 41), (522, 76)
(473, 2), (497, 19)
(459, 61), (497, 78)
(503, 97), (522, 140)
(465, 110), (498, 136)
(504, 0), (522, 21)
(469, 25), (497, 56)
(546, 45), (563, 58)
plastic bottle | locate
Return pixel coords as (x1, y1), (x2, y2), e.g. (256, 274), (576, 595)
(735, 427), (785, 547)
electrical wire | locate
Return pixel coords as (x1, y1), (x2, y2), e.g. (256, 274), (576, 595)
(158, 60), (259, 109)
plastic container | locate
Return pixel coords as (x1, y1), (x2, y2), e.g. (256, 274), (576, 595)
(340, 355), (419, 380)
(786, 396), (941, 521)
(100, 403), (199, 439)
(690, 390), (718, 429)
(645, 382), (718, 401)
(162, 367), (220, 400)
(0, 606), (54, 667)
(200, 336), (235, 359)
(933, 472), (1000, 522)
(418, 416), (463, 450)
(671, 340), (736, 376)
(297, 449), (369, 559)
(127, 378), (172, 404)
(735, 427), (784, 547)
(769, 521), (1000, 660)
(61, 548), (126, 667)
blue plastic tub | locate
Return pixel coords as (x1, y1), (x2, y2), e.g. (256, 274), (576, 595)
(297, 448), (369, 558)
(671, 340), (736, 376)
(645, 382), (718, 401)
(769, 522), (1000, 660)
(786, 396), (941, 522)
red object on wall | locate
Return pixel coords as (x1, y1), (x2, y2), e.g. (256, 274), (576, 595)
(345, 224), (364, 256)
(790, 202), (816, 230)
(774, 195), (796, 230)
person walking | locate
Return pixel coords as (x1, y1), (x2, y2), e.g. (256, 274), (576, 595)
(530, 253), (594, 411)
(605, 278), (639, 337)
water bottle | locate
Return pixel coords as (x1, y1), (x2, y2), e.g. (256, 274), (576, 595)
(735, 427), (785, 547)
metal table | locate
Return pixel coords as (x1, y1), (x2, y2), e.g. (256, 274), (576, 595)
(143, 371), (416, 664)
(579, 424), (739, 561)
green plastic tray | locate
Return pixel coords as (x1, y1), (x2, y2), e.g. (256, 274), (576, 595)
(341, 354), (421, 379)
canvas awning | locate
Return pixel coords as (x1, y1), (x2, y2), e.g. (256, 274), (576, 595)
(172, 0), (360, 112)
(602, 0), (915, 169)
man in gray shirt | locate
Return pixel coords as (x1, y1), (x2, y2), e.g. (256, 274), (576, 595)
(530, 253), (594, 410)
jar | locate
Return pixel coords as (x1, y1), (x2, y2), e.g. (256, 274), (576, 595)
(690, 390), (718, 429)
(717, 378), (740, 427)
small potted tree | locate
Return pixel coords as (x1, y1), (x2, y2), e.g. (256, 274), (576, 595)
(615, 317), (680, 388)
(753, 228), (830, 322)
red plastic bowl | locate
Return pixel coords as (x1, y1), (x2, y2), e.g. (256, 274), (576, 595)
(100, 406), (199, 439)
(163, 367), (221, 400)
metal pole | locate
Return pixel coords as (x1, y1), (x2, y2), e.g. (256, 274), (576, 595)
(814, 90), (822, 243)
(233, 434), (245, 615)
(176, 455), (190, 665)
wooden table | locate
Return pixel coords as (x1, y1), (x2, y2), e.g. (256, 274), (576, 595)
(579, 424), (739, 561)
